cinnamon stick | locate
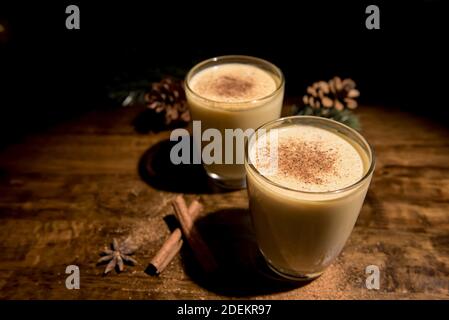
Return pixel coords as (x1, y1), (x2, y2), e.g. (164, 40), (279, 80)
(148, 198), (203, 275)
(148, 229), (183, 275)
(172, 195), (218, 273)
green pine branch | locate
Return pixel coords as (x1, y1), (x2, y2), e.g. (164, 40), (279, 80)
(297, 105), (361, 130)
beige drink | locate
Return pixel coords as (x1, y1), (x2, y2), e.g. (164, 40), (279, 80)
(185, 56), (284, 189)
(245, 116), (375, 280)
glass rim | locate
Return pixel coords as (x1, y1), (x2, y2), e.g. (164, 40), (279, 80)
(185, 55), (285, 107)
(244, 115), (376, 195)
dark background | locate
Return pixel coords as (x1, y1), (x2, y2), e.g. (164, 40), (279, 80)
(0, 1), (447, 146)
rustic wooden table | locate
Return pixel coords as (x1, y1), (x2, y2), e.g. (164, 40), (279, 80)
(0, 105), (448, 299)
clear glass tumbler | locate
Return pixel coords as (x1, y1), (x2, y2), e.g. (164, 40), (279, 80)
(185, 55), (284, 189)
(245, 116), (375, 280)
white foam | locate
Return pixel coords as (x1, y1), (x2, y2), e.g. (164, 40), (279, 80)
(190, 63), (277, 103)
(250, 125), (366, 192)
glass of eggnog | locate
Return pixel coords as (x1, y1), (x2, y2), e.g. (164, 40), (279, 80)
(185, 55), (284, 189)
(245, 116), (375, 280)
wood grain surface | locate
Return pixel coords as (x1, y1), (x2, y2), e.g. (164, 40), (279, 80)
(0, 105), (448, 299)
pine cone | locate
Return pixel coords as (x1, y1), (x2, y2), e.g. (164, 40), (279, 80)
(302, 77), (360, 111)
(144, 77), (191, 126)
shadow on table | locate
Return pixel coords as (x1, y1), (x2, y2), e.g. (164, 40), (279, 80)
(179, 208), (309, 297)
(138, 138), (232, 194)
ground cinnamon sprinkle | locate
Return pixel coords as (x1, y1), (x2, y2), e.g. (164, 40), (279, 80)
(212, 75), (254, 98)
(277, 137), (338, 184)
(257, 137), (339, 185)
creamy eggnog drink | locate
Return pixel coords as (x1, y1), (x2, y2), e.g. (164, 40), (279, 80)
(245, 116), (375, 280)
(185, 56), (284, 189)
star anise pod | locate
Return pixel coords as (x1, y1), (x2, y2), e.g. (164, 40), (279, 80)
(144, 77), (191, 126)
(97, 238), (138, 274)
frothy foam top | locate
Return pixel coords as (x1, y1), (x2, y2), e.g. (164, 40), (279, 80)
(250, 125), (366, 192)
(189, 63), (277, 103)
